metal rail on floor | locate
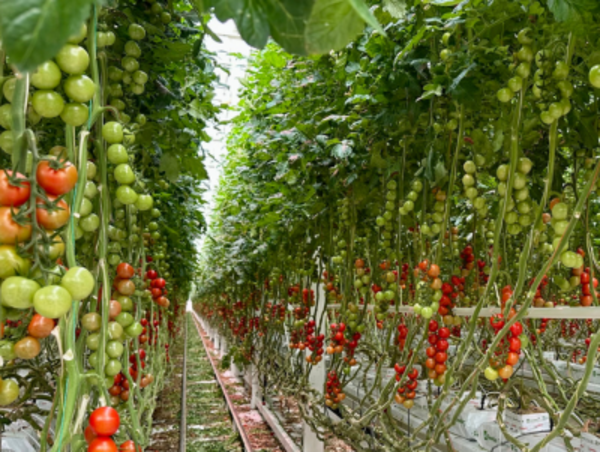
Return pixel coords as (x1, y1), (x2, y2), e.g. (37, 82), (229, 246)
(179, 312), (188, 452)
(189, 312), (255, 452)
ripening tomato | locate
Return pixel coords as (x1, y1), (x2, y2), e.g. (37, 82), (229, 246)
(498, 365), (514, 379)
(36, 197), (70, 229)
(0, 207), (31, 244)
(0, 171), (30, 207)
(89, 406), (120, 436)
(116, 279), (135, 296)
(151, 288), (162, 298)
(506, 352), (519, 366)
(88, 437), (118, 452)
(36, 160), (78, 196)
(27, 314), (55, 338)
(117, 263), (134, 279)
(109, 300), (122, 319)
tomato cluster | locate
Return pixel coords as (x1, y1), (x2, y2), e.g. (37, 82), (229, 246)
(325, 371), (345, 409)
(85, 406), (140, 451)
(424, 320), (450, 384)
(394, 365), (419, 409)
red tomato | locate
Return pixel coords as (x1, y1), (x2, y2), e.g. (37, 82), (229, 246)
(89, 406), (120, 436)
(0, 171), (30, 207)
(151, 288), (162, 298)
(508, 337), (521, 352)
(36, 160), (78, 196)
(145, 269), (157, 279)
(152, 278), (166, 289)
(0, 207), (32, 244)
(88, 437), (118, 452)
(27, 314), (55, 339)
(119, 440), (141, 452)
(117, 263), (134, 279)
(509, 322), (523, 337)
(36, 196), (70, 230)
(84, 425), (96, 444)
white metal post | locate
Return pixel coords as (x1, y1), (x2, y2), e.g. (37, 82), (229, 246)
(303, 279), (325, 452)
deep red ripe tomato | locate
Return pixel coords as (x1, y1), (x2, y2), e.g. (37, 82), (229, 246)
(0, 206), (32, 244)
(88, 437), (118, 452)
(581, 272), (590, 284)
(582, 284), (591, 296)
(428, 320), (438, 332)
(509, 322), (523, 337)
(436, 339), (449, 351)
(427, 334), (437, 345)
(119, 440), (141, 452)
(145, 269), (157, 279)
(151, 288), (162, 298)
(89, 406), (120, 436)
(140, 318), (148, 327)
(36, 196), (70, 229)
(152, 278), (166, 289)
(406, 380), (418, 390)
(36, 160), (78, 196)
(334, 332), (344, 342)
(117, 263), (135, 279)
(84, 424), (96, 443)
(108, 385), (122, 396)
(438, 327), (450, 339)
(508, 337), (521, 352)
(27, 314), (55, 339)
(0, 171), (30, 207)
(113, 373), (123, 385)
(407, 368), (419, 380)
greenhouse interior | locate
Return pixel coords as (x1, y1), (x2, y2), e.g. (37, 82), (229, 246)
(1, 0), (600, 451)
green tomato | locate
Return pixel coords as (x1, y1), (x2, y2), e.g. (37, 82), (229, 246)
(132, 70), (148, 85)
(517, 46), (533, 62)
(560, 250), (579, 268)
(106, 340), (124, 358)
(590, 65), (600, 88)
(0, 104), (12, 129)
(107, 144), (129, 164)
(130, 83), (145, 95)
(81, 312), (101, 332)
(508, 76), (523, 92)
(116, 185), (138, 205)
(496, 164), (509, 182)
(105, 359), (122, 377)
(55, 44), (90, 74)
(64, 75), (96, 103)
(0, 131), (13, 154)
(114, 164), (136, 185)
(0, 246), (30, 279)
(463, 160), (476, 174)
(135, 194), (153, 211)
(84, 181), (98, 199)
(1, 277), (40, 309)
(117, 296), (133, 311)
(497, 88), (514, 103)
(86, 332), (100, 351)
(116, 312), (134, 328)
(553, 61), (569, 80)
(31, 61), (62, 89)
(80, 213), (100, 232)
(129, 24), (146, 40)
(61, 267), (94, 301)
(61, 103), (89, 126)
(86, 161), (97, 180)
(0, 379), (19, 406)
(552, 202), (568, 220)
(33, 285), (73, 319)
(68, 23), (87, 44)
(517, 157), (533, 175)
(108, 321), (123, 340)
(421, 306), (433, 319)
(88, 351), (107, 367)
(103, 122), (123, 144)
(121, 56), (139, 73)
(108, 66), (124, 82)
(136, 114), (147, 126)
(124, 41), (142, 58)
(32, 90), (65, 118)
(2, 78), (16, 103)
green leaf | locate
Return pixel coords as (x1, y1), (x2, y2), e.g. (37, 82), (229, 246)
(153, 42), (193, 63)
(429, 0), (462, 5)
(263, 0), (315, 55)
(0, 0), (94, 72)
(305, 0), (365, 54)
(160, 154), (181, 182)
(394, 26), (427, 65)
(383, 0), (407, 18)
(214, 0), (270, 48)
(347, 0), (386, 35)
(546, 0), (600, 22)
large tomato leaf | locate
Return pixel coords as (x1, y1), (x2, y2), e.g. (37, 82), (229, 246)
(546, 0), (600, 22)
(0, 0), (95, 73)
(305, 0), (365, 54)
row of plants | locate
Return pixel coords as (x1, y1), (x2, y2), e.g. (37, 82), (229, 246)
(198, 0), (600, 451)
(0, 0), (219, 449)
